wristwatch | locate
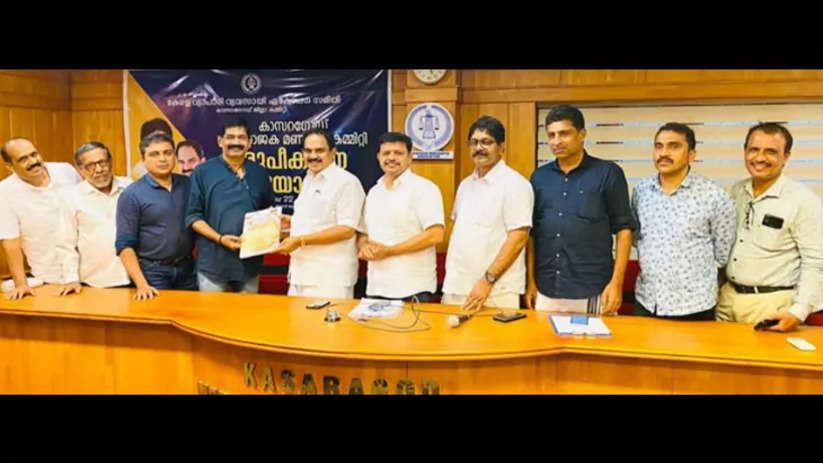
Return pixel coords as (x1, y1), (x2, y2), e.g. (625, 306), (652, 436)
(484, 271), (497, 284)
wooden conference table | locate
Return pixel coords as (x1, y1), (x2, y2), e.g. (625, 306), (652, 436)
(0, 285), (822, 394)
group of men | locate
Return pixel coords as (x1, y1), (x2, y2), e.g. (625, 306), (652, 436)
(1, 105), (821, 333)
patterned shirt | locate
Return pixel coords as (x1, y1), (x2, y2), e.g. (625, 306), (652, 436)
(631, 171), (736, 316)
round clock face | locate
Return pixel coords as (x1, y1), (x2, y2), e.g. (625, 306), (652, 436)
(413, 69), (447, 85)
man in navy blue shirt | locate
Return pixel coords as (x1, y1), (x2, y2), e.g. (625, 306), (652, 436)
(115, 133), (196, 300)
(526, 105), (636, 315)
(185, 117), (275, 293)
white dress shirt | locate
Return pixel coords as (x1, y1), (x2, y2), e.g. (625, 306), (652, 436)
(363, 168), (445, 298)
(289, 162), (366, 287)
(443, 160), (534, 297)
(57, 177), (132, 287)
(0, 163), (82, 283)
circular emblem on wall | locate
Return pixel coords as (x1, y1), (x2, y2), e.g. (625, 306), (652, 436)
(240, 73), (262, 95)
(404, 103), (454, 152)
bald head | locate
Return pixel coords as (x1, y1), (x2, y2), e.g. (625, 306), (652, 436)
(1, 137), (35, 163)
(2, 137), (48, 185)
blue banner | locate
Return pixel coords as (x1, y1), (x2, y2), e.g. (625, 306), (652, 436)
(128, 70), (390, 213)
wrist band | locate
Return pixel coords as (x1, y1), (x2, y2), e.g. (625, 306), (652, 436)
(218, 235), (223, 245)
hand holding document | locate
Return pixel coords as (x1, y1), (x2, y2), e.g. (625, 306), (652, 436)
(239, 207), (282, 259)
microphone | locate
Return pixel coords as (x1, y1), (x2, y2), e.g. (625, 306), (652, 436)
(447, 313), (472, 328)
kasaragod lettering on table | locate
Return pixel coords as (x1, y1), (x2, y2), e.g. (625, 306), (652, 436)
(241, 362), (440, 395)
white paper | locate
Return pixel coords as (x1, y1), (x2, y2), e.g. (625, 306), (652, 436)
(549, 315), (612, 336)
(239, 207), (282, 259)
(348, 298), (405, 320)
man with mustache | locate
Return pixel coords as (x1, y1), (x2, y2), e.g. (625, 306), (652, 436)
(0, 137), (82, 300)
(274, 129), (366, 299)
(442, 116), (534, 311)
(176, 140), (206, 176)
(358, 132), (445, 302)
(718, 122), (823, 332)
(57, 142), (133, 288)
(527, 105), (637, 315)
(116, 133), (196, 300)
(631, 123), (736, 320)
(185, 118), (275, 293)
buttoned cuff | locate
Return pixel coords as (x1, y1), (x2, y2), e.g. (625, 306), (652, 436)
(788, 303), (812, 323)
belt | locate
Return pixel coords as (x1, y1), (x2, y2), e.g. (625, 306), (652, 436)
(140, 255), (190, 266)
(730, 281), (795, 294)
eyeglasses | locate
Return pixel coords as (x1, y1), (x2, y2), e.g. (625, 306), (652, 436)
(469, 139), (496, 148)
(744, 201), (755, 230)
(82, 159), (111, 172)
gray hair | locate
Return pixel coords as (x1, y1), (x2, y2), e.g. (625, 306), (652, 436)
(74, 141), (112, 166)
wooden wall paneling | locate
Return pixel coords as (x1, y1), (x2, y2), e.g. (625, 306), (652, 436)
(561, 70), (646, 86)
(392, 106), (406, 133)
(461, 70), (564, 90)
(54, 110), (75, 164)
(9, 107), (36, 141)
(506, 102), (537, 180)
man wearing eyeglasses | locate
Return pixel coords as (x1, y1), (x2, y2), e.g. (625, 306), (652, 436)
(57, 142), (132, 289)
(0, 137), (82, 300)
(526, 105), (637, 315)
(631, 123), (736, 320)
(718, 122), (823, 332)
(442, 116), (533, 311)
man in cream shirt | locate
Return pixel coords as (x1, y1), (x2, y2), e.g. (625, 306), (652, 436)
(57, 142), (132, 288)
(719, 122), (823, 332)
(442, 116), (533, 311)
(359, 132), (445, 302)
(0, 137), (82, 300)
(275, 129), (366, 299)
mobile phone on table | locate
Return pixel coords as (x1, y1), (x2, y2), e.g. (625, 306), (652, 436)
(754, 319), (779, 331)
(306, 300), (331, 310)
(493, 312), (527, 323)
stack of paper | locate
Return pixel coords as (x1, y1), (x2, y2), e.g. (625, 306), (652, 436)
(348, 299), (404, 320)
(549, 315), (612, 336)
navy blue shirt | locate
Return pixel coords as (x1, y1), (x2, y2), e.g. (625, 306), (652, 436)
(530, 152), (637, 299)
(115, 173), (194, 261)
(185, 156), (275, 282)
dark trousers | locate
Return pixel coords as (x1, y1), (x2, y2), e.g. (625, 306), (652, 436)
(367, 291), (434, 303)
(139, 257), (198, 290)
(634, 301), (715, 321)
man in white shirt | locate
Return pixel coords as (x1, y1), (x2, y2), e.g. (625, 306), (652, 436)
(57, 142), (132, 288)
(275, 129), (366, 299)
(0, 137), (82, 300)
(442, 116), (533, 311)
(358, 132), (445, 302)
